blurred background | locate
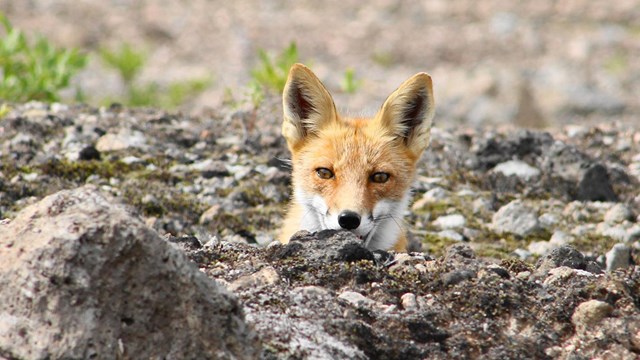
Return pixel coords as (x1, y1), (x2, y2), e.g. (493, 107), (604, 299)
(1, 0), (639, 128)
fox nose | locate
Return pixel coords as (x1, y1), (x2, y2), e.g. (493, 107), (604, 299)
(338, 210), (361, 230)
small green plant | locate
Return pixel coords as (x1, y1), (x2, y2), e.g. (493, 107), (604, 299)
(250, 42), (299, 94)
(341, 68), (363, 94)
(100, 43), (212, 109)
(100, 43), (145, 86)
(0, 13), (87, 102)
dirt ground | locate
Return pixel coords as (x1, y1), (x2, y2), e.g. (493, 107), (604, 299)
(2, 0), (639, 127)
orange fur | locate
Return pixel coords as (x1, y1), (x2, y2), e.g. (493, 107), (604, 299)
(280, 64), (434, 251)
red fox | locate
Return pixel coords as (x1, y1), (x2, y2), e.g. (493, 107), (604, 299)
(279, 64), (435, 252)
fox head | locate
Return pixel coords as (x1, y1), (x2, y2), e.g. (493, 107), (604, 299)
(281, 64), (435, 250)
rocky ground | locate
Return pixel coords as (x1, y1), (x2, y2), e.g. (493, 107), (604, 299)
(0, 99), (639, 359)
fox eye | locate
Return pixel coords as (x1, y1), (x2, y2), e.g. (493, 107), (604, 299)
(316, 167), (334, 179)
(370, 172), (390, 183)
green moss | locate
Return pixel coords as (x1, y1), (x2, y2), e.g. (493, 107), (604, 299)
(421, 233), (458, 257)
(468, 228), (552, 261)
(414, 201), (451, 219)
(38, 158), (142, 182)
(202, 205), (281, 237)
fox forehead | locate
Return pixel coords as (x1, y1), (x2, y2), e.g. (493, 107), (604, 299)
(292, 117), (418, 185)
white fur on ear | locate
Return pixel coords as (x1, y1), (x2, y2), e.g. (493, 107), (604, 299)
(375, 73), (435, 157)
(282, 63), (337, 150)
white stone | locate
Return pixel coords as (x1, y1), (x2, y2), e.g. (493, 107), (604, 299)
(492, 200), (540, 236)
(422, 187), (449, 202)
(433, 214), (466, 229)
(571, 224), (595, 236)
(96, 129), (146, 152)
(538, 213), (559, 228)
(412, 187), (449, 210)
(229, 266), (280, 291)
(437, 230), (464, 242)
(23, 173), (39, 182)
(513, 248), (532, 260)
(597, 223), (627, 242)
(338, 291), (375, 307)
(549, 230), (573, 246)
(528, 241), (556, 256)
(493, 160), (541, 180)
(604, 203), (633, 224)
(626, 225), (640, 242)
(400, 293), (419, 311)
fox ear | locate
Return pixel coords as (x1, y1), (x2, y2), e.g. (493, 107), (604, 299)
(282, 63), (337, 149)
(376, 73), (435, 157)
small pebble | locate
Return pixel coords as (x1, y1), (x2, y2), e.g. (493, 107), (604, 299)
(338, 291), (375, 308)
(400, 293), (419, 311)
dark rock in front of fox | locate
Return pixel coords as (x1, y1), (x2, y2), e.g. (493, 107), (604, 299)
(270, 229), (375, 263)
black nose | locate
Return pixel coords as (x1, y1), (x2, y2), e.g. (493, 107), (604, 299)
(338, 210), (361, 230)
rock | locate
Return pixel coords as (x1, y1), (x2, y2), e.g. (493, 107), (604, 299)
(473, 130), (553, 170)
(485, 264), (510, 279)
(535, 245), (602, 276)
(338, 291), (375, 308)
(0, 186), (259, 359)
(78, 144), (101, 161)
(603, 203), (634, 224)
(441, 269), (476, 286)
(229, 266), (280, 291)
(549, 230), (573, 246)
(528, 240), (556, 256)
(444, 243), (476, 261)
(437, 230), (465, 242)
(433, 214), (466, 229)
(492, 160), (541, 180)
(564, 86), (625, 116)
(571, 300), (613, 334)
(272, 230), (375, 262)
(461, 227), (481, 241)
(472, 197), (493, 214)
(597, 223), (628, 242)
(576, 164), (618, 202)
(543, 266), (596, 286)
(400, 293), (419, 311)
(605, 243), (631, 272)
(538, 213), (560, 228)
(513, 248), (532, 260)
(627, 225), (640, 242)
(492, 200), (540, 236)
(563, 201), (589, 222)
(190, 159), (230, 178)
(95, 128), (147, 152)
(199, 203), (222, 224)
(412, 187), (449, 210)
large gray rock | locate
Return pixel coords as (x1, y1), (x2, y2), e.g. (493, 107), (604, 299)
(0, 186), (259, 359)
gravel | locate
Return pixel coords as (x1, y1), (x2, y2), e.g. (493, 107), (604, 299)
(0, 98), (638, 359)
